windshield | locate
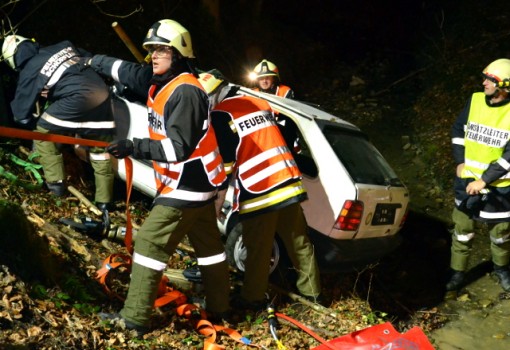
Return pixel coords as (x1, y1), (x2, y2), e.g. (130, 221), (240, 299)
(322, 125), (404, 186)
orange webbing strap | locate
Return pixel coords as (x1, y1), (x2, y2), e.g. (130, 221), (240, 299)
(196, 319), (259, 350)
(95, 155), (187, 309)
(154, 275), (188, 308)
(122, 157), (134, 255)
(95, 253), (132, 300)
(275, 312), (333, 348)
(0, 126), (109, 148)
(176, 304), (261, 350)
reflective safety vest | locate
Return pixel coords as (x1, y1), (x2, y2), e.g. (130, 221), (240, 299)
(147, 73), (225, 200)
(275, 84), (292, 98)
(214, 94), (304, 214)
(462, 92), (510, 187)
(254, 84), (293, 98)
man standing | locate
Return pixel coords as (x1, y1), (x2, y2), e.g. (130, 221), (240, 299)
(447, 58), (510, 292)
(199, 71), (321, 310)
(2, 35), (115, 209)
(88, 20), (231, 335)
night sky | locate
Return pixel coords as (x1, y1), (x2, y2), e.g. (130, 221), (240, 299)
(1, 0), (508, 95)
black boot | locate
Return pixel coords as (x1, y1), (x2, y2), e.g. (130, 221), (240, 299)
(96, 202), (114, 212)
(446, 270), (465, 291)
(47, 181), (66, 197)
(494, 265), (510, 292)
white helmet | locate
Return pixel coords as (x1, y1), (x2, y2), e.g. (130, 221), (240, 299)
(143, 19), (194, 58)
(2, 35), (32, 70)
(253, 59), (280, 80)
(482, 59), (510, 89)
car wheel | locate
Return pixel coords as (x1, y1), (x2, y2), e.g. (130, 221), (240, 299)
(225, 223), (280, 274)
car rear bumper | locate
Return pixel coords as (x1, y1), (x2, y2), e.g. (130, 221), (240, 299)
(308, 228), (403, 273)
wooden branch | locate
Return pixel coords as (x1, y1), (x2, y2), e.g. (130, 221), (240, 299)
(177, 242), (195, 255)
(163, 268), (193, 291)
(270, 283), (340, 319)
(26, 212), (100, 266)
(67, 185), (102, 216)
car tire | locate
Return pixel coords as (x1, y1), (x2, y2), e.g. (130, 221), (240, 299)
(225, 222), (280, 274)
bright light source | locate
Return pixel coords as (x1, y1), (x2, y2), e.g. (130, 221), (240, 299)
(248, 72), (258, 81)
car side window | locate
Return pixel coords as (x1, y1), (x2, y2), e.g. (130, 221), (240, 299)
(292, 126), (319, 178)
(276, 113), (318, 177)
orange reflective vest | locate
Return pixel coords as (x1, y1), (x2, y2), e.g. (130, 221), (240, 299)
(254, 84), (293, 98)
(213, 94), (305, 214)
(147, 73), (225, 201)
(275, 84), (292, 98)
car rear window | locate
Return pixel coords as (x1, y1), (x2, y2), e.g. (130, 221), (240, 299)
(322, 125), (404, 187)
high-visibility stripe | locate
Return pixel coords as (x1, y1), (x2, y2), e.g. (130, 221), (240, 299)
(161, 138), (177, 162)
(453, 230), (475, 242)
(464, 158), (488, 171)
(224, 162), (234, 174)
(479, 210), (510, 219)
(242, 159), (293, 188)
(451, 137), (465, 146)
(111, 60), (123, 83)
(45, 57), (79, 89)
(490, 233), (510, 244)
(497, 157), (510, 170)
(41, 114), (115, 129)
(158, 188), (218, 201)
(239, 183), (305, 214)
(89, 152), (110, 160)
(239, 147), (284, 174)
(197, 252), (226, 266)
(132, 252), (167, 271)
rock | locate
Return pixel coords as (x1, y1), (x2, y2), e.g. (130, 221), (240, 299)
(492, 333), (506, 339)
(478, 299), (492, 308)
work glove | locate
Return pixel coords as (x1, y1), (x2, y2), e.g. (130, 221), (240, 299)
(16, 117), (37, 130)
(106, 139), (134, 159)
(76, 56), (92, 71)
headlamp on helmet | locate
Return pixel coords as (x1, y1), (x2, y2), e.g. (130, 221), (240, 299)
(252, 59), (280, 80)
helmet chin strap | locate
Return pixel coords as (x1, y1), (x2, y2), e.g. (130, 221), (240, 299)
(487, 84), (502, 99)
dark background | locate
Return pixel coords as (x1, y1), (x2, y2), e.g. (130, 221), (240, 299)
(2, 0), (504, 95)
(2, 0), (510, 128)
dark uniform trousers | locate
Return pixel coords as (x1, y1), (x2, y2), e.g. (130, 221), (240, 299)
(120, 203), (230, 327)
(240, 202), (321, 302)
(35, 124), (114, 203)
(451, 207), (510, 270)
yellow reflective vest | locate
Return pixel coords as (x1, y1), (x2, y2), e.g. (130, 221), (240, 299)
(462, 92), (510, 187)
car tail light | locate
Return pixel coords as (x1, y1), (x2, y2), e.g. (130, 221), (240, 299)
(334, 200), (364, 231)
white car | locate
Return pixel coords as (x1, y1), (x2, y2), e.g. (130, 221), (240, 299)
(109, 85), (409, 273)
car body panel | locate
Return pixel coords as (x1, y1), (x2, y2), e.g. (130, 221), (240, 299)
(110, 85), (410, 272)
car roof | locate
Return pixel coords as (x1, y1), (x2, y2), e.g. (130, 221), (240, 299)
(236, 85), (360, 131)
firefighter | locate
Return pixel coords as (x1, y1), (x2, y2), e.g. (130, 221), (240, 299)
(1, 35), (115, 209)
(251, 59), (294, 98)
(447, 58), (510, 292)
(87, 19), (230, 335)
(199, 70), (322, 310)
(251, 59), (302, 164)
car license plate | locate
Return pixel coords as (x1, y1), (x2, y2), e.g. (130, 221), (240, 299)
(371, 203), (401, 225)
